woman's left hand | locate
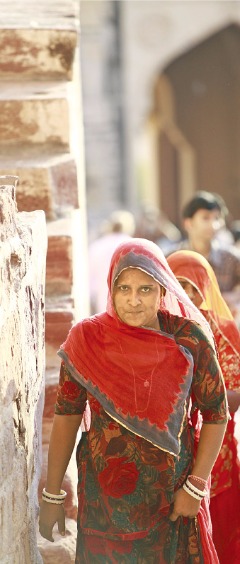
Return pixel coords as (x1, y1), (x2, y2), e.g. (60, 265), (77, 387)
(169, 488), (201, 521)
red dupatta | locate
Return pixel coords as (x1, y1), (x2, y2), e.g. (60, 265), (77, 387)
(59, 239), (214, 456)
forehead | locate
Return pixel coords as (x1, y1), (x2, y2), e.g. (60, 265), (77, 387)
(116, 267), (158, 285)
(178, 278), (199, 290)
(192, 208), (221, 220)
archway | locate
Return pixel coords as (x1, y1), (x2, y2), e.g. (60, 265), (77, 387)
(154, 23), (240, 227)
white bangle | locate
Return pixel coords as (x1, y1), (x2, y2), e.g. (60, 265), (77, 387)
(42, 488), (67, 500)
(42, 488), (67, 504)
(183, 482), (204, 501)
(42, 495), (65, 505)
(185, 479), (207, 497)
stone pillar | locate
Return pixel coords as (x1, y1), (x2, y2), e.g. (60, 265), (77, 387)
(0, 3), (88, 561)
(0, 177), (47, 563)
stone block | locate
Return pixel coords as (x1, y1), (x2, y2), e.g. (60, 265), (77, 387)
(0, 153), (79, 220)
(46, 235), (73, 295)
(0, 29), (77, 80)
(0, 190), (47, 563)
(0, 83), (70, 148)
(45, 308), (74, 368)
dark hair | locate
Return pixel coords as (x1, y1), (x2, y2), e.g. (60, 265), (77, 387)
(182, 191), (228, 219)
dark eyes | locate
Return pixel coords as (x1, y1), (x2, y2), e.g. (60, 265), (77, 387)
(117, 285), (151, 293)
(180, 282), (197, 294)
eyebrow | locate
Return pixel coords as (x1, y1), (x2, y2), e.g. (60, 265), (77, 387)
(116, 283), (155, 287)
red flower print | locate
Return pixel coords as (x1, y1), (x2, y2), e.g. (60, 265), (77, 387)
(61, 381), (80, 400)
(89, 396), (101, 415)
(108, 421), (120, 431)
(98, 457), (139, 498)
(85, 535), (132, 556)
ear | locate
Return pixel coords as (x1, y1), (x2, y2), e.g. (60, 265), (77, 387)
(183, 218), (192, 234)
(160, 286), (166, 297)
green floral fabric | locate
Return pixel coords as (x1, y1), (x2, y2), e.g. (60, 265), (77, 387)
(55, 312), (227, 563)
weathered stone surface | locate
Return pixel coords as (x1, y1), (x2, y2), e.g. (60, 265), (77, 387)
(0, 3), (86, 563)
(0, 0), (79, 31)
(45, 308), (74, 368)
(0, 186), (47, 563)
(49, 157), (80, 216)
(46, 235), (73, 295)
(0, 29), (77, 80)
(0, 154), (79, 219)
(0, 83), (70, 147)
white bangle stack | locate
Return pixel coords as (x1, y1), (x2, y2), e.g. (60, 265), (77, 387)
(42, 488), (67, 505)
(183, 478), (207, 501)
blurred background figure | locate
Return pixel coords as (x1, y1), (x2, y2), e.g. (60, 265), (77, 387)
(167, 191), (240, 325)
(231, 220), (240, 250)
(88, 210), (135, 313)
(134, 202), (182, 255)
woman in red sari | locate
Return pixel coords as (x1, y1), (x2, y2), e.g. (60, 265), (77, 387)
(39, 239), (228, 563)
(168, 249), (240, 564)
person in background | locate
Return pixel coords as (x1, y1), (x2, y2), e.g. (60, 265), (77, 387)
(167, 249), (240, 564)
(167, 191), (240, 293)
(231, 219), (240, 250)
(167, 190), (240, 326)
(134, 203), (182, 255)
(39, 239), (228, 563)
(88, 209), (135, 313)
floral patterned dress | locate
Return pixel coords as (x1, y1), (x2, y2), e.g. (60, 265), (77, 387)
(205, 316), (240, 564)
(55, 312), (227, 564)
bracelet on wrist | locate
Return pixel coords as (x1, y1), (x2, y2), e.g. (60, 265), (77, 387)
(42, 488), (67, 505)
(183, 479), (207, 501)
(183, 483), (203, 501)
(188, 474), (207, 489)
(185, 478), (207, 497)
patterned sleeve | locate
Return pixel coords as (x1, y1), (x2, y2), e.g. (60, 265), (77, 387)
(214, 330), (240, 391)
(164, 314), (229, 424)
(55, 361), (87, 415)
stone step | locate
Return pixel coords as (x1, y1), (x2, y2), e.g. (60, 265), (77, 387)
(0, 28), (77, 80)
(0, 81), (70, 148)
(0, 0), (79, 29)
(0, 152), (79, 219)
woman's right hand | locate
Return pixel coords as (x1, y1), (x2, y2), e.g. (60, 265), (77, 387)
(39, 501), (66, 542)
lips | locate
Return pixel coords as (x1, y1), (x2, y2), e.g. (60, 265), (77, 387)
(126, 311), (143, 314)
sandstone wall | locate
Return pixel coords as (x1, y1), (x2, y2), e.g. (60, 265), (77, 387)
(0, 2), (88, 562)
(0, 179), (47, 563)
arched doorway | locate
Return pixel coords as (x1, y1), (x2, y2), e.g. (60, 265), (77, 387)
(154, 23), (240, 227)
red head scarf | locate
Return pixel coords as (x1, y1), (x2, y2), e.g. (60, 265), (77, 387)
(59, 239), (214, 455)
(167, 249), (240, 357)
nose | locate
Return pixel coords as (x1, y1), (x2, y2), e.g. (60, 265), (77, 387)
(128, 290), (141, 306)
(184, 285), (195, 301)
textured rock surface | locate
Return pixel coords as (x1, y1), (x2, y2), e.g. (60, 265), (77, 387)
(0, 2), (88, 561)
(0, 183), (47, 563)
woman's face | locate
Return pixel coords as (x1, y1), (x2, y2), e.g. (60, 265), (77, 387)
(178, 279), (203, 309)
(113, 268), (161, 330)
